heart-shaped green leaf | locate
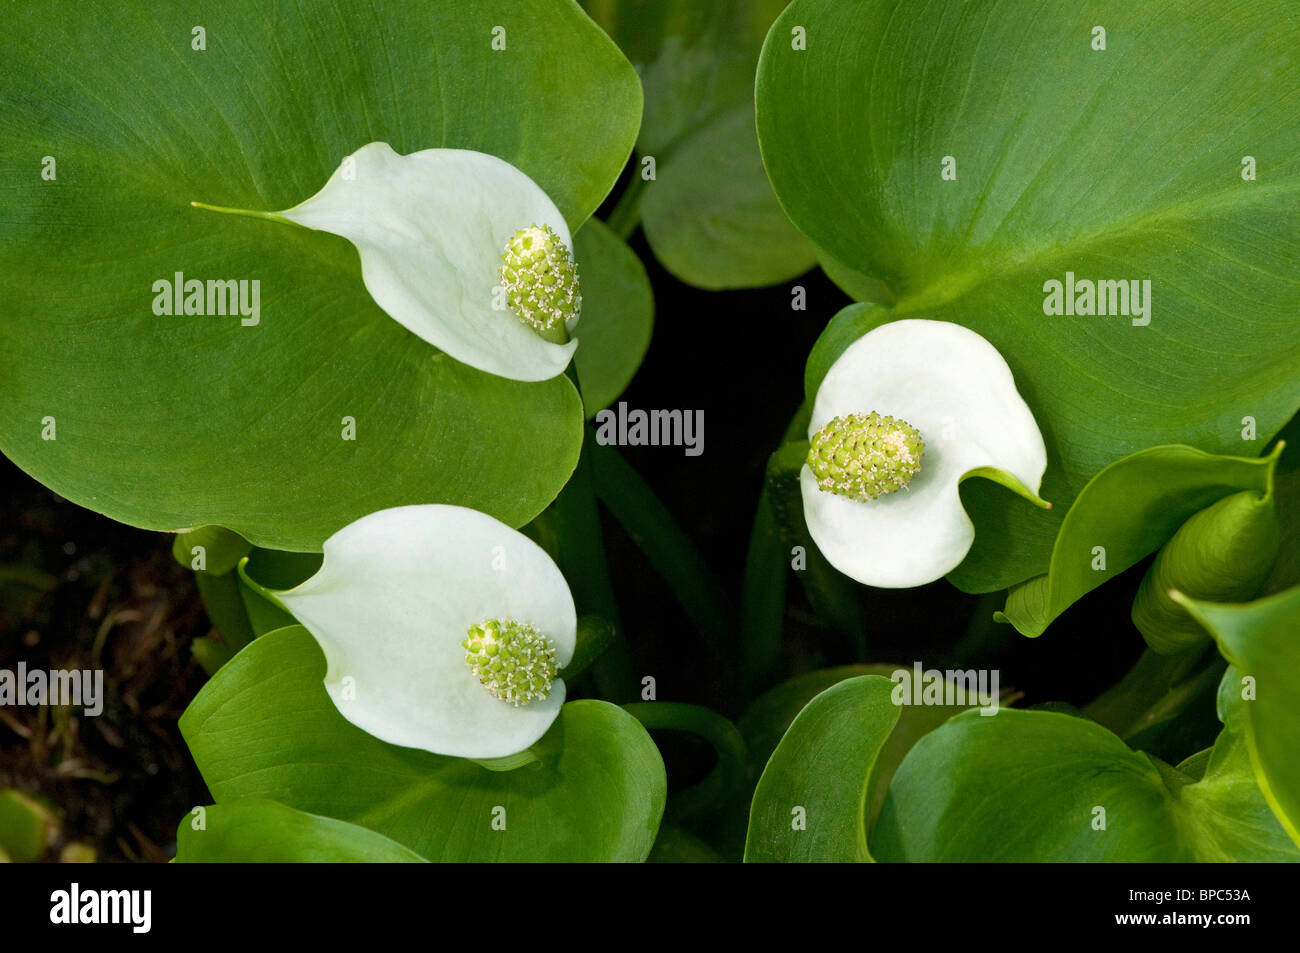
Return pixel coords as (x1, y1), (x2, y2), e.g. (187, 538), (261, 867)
(180, 626), (666, 862)
(1177, 587), (1300, 847)
(745, 675), (900, 862)
(759, 0), (1300, 589)
(176, 799), (428, 863)
(741, 665), (999, 862)
(997, 445), (1278, 637)
(873, 672), (1298, 861)
(585, 0), (815, 287)
(0, 0), (641, 549)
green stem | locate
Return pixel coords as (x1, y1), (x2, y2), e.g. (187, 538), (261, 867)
(542, 367), (636, 700)
(739, 414), (812, 693)
(764, 435), (869, 659)
(589, 436), (730, 660)
(604, 171), (648, 241)
(622, 702), (747, 820)
(740, 482), (789, 694)
(194, 570), (255, 652)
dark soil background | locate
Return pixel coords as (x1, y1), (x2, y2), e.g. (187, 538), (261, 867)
(0, 175), (1161, 862)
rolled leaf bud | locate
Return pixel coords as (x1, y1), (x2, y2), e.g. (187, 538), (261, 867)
(1133, 488), (1280, 655)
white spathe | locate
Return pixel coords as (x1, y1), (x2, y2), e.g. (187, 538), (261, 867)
(280, 142), (579, 381)
(276, 505), (577, 759)
(802, 319), (1046, 588)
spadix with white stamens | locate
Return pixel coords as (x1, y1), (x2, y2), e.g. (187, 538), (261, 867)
(266, 504), (577, 759)
(807, 412), (925, 501)
(500, 225), (581, 344)
(193, 142), (579, 381)
(802, 320), (1048, 589)
(462, 618), (559, 706)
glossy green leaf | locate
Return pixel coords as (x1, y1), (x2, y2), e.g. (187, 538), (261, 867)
(740, 666), (878, 772)
(873, 672), (1298, 861)
(640, 105), (815, 289)
(176, 799), (428, 863)
(816, 250), (896, 306)
(171, 526), (251, 576)
(997, 446), (1278, 637)
(180, 626), (666, 862)
(0, 790), (54, 863)
(572, 219), (654, 417)
(740, 663), (992, 827)
(739, 481), (789, 693)
(760, 0), (1300, 590)
(586, 0), (815, 287)
(1177, 587), (1300, 847)
(745, 675), (900, 862)
(0, 0), (642, 549)
(1132, 486), (1279, 655)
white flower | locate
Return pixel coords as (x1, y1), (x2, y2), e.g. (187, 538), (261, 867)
(801, 319), (1047, 588)
(267, 504), (577, 760)
(197, 142), (580, 381)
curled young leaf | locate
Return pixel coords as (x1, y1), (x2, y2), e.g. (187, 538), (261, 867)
(998, 445), (1281, 637)
(1133, 485), (1280, 655)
